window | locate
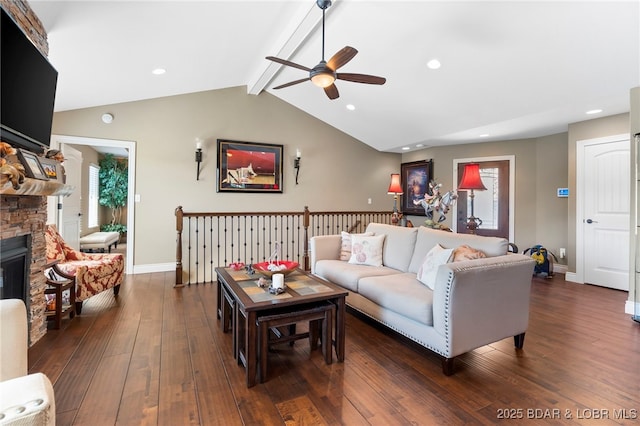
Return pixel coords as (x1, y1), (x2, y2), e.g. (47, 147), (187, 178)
(88, 164), (100, 228)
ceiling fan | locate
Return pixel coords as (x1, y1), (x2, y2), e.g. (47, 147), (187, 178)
(266, 0), (386, 100)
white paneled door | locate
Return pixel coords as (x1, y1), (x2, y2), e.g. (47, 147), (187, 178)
(582, 137), (630, 291)
(60, 144), (82, 249)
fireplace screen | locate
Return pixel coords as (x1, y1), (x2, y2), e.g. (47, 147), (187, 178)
(0, 234), (31, 304)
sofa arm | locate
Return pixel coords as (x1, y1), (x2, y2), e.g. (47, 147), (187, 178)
(0, 373), (55, 426)
(0, 299), (28, 381)
(432, 254), (536, 358)
(309, 235), (342, 274)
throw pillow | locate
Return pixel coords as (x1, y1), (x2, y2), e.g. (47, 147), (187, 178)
(417, 244), (454, 290)
(340, 231), (374, 261)
(452, 244), (487, 262)
(348, 234), (386, 267)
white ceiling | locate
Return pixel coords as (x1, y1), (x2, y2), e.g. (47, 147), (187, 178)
(30, 0), (640, 153)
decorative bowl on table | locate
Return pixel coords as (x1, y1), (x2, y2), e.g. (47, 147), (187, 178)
(252, 261), (299, 278)
(228, 262), (245, 271)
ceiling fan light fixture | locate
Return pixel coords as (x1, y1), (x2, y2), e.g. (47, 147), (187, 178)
(265, 0), (385, 99)
(310, 62), (336, 88)
(311, 72), (335, 88)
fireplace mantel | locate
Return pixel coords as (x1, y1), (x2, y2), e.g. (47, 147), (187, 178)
(0, 178), (74, 197)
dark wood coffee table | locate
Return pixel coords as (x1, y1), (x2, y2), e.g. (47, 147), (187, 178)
(216, 266), (348, 387)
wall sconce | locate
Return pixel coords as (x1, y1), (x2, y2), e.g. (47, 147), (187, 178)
(457, 163), (486, 234)
(294, 149), (301, 184)
(195, 140), (203, 181)
(387, 173), (404, 225)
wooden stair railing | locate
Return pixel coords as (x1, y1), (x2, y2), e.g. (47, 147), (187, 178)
(175, 206), (394, 286)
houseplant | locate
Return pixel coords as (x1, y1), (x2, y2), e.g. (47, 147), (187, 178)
(99, 153), (128, 236)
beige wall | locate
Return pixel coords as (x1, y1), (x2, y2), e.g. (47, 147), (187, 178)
(401, 134), (568, 259)
(52, 87), (400, 266)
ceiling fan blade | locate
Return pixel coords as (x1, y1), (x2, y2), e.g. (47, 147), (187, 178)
(327, 46), (358, 71)
(265, 56), (311, 72)
(324, 84), (339, 100)
(273, 78), (310, 90)
(337, 73), (386, 85)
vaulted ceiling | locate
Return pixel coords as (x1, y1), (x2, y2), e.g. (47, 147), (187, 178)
(30, 1), (640, 153)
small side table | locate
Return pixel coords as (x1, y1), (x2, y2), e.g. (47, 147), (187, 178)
(44, 261), (76, 329)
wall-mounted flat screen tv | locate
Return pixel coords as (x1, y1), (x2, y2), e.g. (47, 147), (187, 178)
(1, 8), (58, 154)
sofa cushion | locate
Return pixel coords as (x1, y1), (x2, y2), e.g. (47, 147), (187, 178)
(314, 260), (400, 292)
(417, 244), (454, 290)
(340, 231), (374, 261)
(358, 273), (434, 326)
(348, 234), (385, 266)
(365, 223), (418, 272)
(408, 226), (508, 273)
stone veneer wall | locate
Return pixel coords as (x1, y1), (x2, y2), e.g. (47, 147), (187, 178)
(0, 196), (49, 344)
(0, 0), (48, 55)
(1, 0), (51, 345)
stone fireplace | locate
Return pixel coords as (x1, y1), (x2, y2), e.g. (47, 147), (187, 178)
(0, 195), (49, 344)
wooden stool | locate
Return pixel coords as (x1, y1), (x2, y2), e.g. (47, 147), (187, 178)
(220, 285), (237, 359)
(256, 303), (335, 383)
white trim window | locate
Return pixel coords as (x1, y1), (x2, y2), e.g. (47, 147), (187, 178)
(88, 163), (100, 228)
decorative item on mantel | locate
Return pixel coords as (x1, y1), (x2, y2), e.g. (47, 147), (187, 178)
(0, 141), (26, 189)
(42, 148), (66, 183)
(1, 142), (73, 196)
(413, 180), (458, 231)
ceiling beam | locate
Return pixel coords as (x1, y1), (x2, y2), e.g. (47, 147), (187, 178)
(246, 0), (338, 96)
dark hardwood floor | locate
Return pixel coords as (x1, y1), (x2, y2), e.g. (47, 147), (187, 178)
(29, 272), (640, 425)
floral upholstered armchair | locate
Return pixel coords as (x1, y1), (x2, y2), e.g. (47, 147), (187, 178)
(45, 224), (124, 314)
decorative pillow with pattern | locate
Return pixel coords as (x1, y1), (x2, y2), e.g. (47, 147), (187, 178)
(348, 234), (386, 267)
(451, 244), (487, 262)
(340, 231), (374, 261)
(417, 244), (454, 290)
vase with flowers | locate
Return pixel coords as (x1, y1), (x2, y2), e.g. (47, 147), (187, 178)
(413, 180), (458, 230)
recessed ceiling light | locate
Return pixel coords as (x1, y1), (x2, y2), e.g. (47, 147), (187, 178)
(346, 104), (355, 111)
(152, 68), (166, 75)
(402, 147), (410, 151)
(101, 113), (114, 124)
(416, 144), (424, 148)
(586, 109), (603, 115)
(479, 134), (490, 138)
(427, 59), (441, 70)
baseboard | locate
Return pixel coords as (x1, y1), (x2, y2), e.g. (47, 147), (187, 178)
(626, 300), (639, 316)
(554, 264), (568, 274)
(564, 271), (581, 283)
(132, 262), (175, 274)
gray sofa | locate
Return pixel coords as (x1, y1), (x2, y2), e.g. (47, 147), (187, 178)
(310, 223), (536, 375)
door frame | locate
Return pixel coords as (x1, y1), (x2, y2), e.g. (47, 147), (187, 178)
(49, 134), (136, 274)
(452, 155), (515, 242)
(574, 133), (629, 285)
